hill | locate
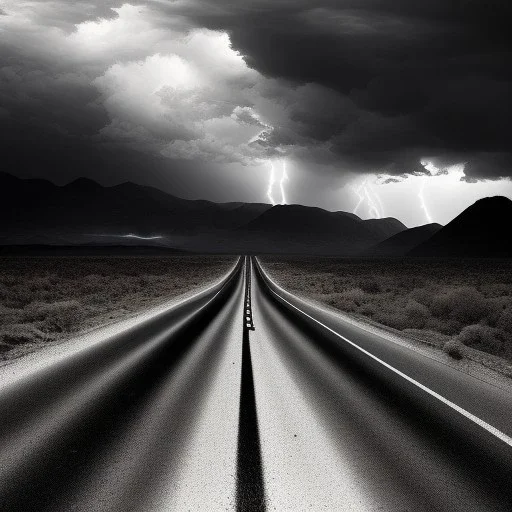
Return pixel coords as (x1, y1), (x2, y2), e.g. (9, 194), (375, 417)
(364, 223), (442, 257)
(409, 196), (512, 257)
(1, 173), (407, 255)
(235, 205), (406, 255)
(1, 173), (270, 243)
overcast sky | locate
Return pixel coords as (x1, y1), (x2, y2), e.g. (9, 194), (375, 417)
(1, 1), (511, 226)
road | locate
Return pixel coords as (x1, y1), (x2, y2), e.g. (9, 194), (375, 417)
(0, 256), (511, 511)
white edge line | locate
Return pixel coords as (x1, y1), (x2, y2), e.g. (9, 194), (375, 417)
(255, 258), (512, 448)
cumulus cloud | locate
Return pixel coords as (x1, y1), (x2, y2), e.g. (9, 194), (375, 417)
(0, 3), (284, 169)
(91, 26), (281, 164)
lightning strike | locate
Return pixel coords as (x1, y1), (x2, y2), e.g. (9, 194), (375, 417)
(90, 234), (163, 240)
(352, 178), (383, 218)
(352, 179), (367, 216)
(266, 159), (290, 205)
(279, 159), (289, 205)
(418, 178), (433, 223)
(367, 181), (384, 218)
(267, 161), (276, 205)
(123, 234), (163, 240)
(365, 185), (382, 219)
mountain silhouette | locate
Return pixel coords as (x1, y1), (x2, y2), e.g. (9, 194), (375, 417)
(1, 172), (270, 240)
(234, 204), (406, 254)
(409, 196), (512, 257)
(1, 173), (407, 254)
(364, 223), (442, 257)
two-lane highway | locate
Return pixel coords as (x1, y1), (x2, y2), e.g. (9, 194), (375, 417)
(0, 256), (511, 511)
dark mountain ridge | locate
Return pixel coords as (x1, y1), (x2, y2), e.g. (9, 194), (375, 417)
(2, 172), (407, 254)
(409, 196), (512, 257)
(364, 223), (442, 257)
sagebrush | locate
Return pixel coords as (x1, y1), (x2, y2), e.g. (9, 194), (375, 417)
(0, 256), (234, 357)
(262, 257), (512, 361)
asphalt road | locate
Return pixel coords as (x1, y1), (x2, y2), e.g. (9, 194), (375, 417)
(0, 256), (511, 511)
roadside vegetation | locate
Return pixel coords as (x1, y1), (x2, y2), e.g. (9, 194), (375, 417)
(261, 257), (512, 364)
(0, 256), (234, 359)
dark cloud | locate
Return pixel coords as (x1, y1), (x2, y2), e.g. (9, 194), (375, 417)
(160, 0), (512, 178)
(463, 153), (512, 181)
(0, 0), (511, 206)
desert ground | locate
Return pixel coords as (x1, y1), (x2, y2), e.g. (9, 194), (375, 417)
(261, 257), (512, 366)
(0, 255), (235, 360)
(3, 253), (512, 372)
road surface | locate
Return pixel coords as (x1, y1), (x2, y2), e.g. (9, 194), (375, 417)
(0, 256), (511, 511)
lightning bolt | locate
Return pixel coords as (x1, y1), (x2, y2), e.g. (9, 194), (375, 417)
(90, 234), (163, 240)
(279, 159), (289, 205)
(352, 178), (383, 218)
(374, 187), (385, 217)
(365, 186), (382, 219)
(352, 179), (366, 215)
(124, 234), (163, 240)
(266, 159), (290, 205)
(418, 178), (433, 223)
(267, 161), (276, 205)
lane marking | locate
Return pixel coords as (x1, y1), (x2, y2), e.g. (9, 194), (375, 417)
(244, 256), (255, 332)
(255, 258), (512, 449)
(236, 257), (266, 509)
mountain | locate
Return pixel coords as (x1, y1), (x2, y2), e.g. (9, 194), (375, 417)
(1, 173), (407, 254)
(364, 223), (442, 257)
(409, 196), (512, 257)
(1, 172), (271, 241)
(231, 205), (406, 255)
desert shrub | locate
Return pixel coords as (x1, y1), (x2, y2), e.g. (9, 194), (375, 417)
(397, 275), (427, 290)
(0, 282), (10, 300)
(0, 275), (18, 287)
(424, 317), (462, 336)
(28, 276), (53, 292)
(107, 278), (137, 298)
(136, 275), (152, 287)
(409, 285), (439, 307)
(0, 304), (21, 324)
(358, 279), (382, 294)
(456, 324), (505, 356)
(485, 298), (510, 327)
(341, 288), (366, 307)
(0, 324), (48, 345)
(319, 280), (335, 294)
(359, 303), (377, 317)
(443, 339), (464, 360)
(404, 300), (431, 329)
(326, 294), (358, 312)
(261, 257), (512, 362)
(80, 274), (105, 294)
(431, 287), (489, 324)
(481, 283), (512, 298)
(36, 300), (84, 333)
(496, 308), (512, 334)
(24, 301), (50, 322)
(373, 310), (410, 331)
(0, 256), (234, 357)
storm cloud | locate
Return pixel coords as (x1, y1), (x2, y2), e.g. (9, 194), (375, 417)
(166, 0), (512, 179)
(1, 0), (511, 202)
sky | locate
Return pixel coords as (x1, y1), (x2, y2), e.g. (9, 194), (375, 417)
(1, 0), (511, 226)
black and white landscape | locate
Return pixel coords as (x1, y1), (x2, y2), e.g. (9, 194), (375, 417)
(1, 1), (512, 511)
